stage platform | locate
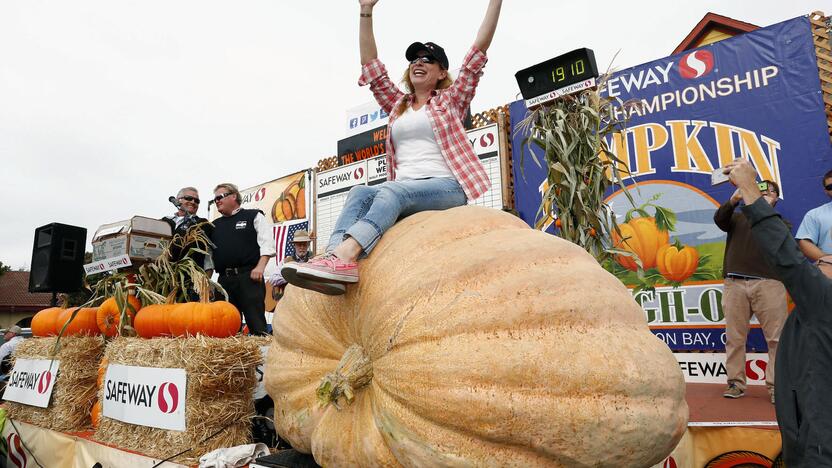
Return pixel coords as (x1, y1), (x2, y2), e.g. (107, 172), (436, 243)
(652, 383), (782, 467)
(686, 383), (777, 427)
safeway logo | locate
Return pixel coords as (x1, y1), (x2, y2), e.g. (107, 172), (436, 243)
(36, 371), (52, 394)
(479, 133), (495, 148)
(353, 167), (365, 180)
(254, 187), (267, 202)
(157, 382), (180, 414)
(679, 50), (714, 79)
(8, 433), (27, 468)
(746, 359), (768, 381)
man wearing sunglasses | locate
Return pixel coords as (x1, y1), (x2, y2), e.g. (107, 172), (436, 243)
(209, 183), (274, 336)
(162, 186), (213, 274)
(796, 169), (832, 278)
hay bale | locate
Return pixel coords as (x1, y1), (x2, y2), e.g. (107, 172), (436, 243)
(5, 336), (105, 431)
(93, 336), (262, 465)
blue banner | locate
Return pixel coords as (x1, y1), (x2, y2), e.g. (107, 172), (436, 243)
(510, 16), (832, 351)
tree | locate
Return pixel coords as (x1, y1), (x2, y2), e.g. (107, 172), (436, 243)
(0, 261), (11, 277)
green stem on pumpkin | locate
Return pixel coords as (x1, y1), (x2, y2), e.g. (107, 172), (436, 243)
(316, 344), (373, 410)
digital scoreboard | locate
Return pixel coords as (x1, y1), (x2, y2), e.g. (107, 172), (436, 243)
(515, 48), (599, 107)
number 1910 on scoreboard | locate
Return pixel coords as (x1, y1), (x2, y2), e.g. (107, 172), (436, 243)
(514, 48), (600, 107)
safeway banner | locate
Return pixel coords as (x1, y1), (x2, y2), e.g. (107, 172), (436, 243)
(675, 352), (769, 386)
(103, 364), (187, 431)
(4, 359), (59, 408)
(510, 16), (832, 351)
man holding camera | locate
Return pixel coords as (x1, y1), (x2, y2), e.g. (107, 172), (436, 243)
(723, 159), (832, 466)
(714, 179), (787, 403)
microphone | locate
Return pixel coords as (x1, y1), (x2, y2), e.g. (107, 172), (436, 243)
(168, 196), (182, 209)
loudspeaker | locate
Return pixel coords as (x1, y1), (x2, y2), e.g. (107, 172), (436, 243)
(28, 223), (87, 293)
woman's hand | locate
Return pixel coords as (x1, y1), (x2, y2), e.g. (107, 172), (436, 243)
(358, 0), (379, 65)
(473, 0), (503, 53)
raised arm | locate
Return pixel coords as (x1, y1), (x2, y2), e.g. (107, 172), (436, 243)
(726, 159), (832, 320)
(473, 0), (503, 53)
(359, 0), (380, 65)
(714, 190), (741, 232)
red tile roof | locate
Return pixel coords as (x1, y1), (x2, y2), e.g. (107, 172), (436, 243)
(0, 271), (53, 309)
(673, 12), (759, 54)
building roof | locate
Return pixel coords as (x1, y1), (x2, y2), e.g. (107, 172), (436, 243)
(0, 271), (53, 310)
(674, 12), (759, 55)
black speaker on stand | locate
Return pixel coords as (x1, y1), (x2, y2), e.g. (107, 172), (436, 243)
(28, 223), (87, 294)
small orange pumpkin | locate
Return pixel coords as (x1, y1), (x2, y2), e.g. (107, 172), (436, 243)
(134, 304), (176, 338)
(656, 241), (700, 283)
(31, 307), (64, 337)
(168, 301), (241, 338)
(91, 401), (101, 429)
(612, 217), (669, 271)
(97, 296), (141, 337)
(57, 307), (100, 336)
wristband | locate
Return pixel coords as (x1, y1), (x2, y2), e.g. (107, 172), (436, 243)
(360, 13), (372, 17)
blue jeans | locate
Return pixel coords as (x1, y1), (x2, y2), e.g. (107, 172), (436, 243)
(327, 178), (466, 256)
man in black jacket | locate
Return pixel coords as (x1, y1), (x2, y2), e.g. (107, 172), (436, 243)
(162, 186), (213, 272)
(724, 159), (832, 466)
(210, 183), (274, 336)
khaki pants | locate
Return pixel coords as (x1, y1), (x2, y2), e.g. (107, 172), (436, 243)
(723, 278), (788, 391)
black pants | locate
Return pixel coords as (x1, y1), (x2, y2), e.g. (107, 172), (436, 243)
(219, 271), (269, 336)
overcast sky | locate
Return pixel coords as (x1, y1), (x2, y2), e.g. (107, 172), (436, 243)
(0, 0), (824, 269)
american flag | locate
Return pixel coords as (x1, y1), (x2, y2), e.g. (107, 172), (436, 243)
(274, 220), (309, 264)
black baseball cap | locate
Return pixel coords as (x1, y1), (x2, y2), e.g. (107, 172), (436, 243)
(405, 42), (449, 70)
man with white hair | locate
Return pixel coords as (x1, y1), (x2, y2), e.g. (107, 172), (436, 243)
(162, 186), (213, 272)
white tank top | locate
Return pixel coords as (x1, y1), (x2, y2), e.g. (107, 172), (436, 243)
(391, 106), (455, 180)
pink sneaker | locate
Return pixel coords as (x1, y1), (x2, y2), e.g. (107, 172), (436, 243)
(295, 253), (359, 284)
(281, 263), (346, 295)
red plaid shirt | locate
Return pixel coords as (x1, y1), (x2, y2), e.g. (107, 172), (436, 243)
(358, 46), (491, 201)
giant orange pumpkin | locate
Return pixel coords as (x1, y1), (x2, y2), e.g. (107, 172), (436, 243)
(168, 301), (240, 338)
(31, 307), (64, 337)
(97, 296), (141, 337)
(134, 304), (175, 338)
(265, 206), (687, 466)
(656, 242), (700, 283)
(613, 216), (669, 271)
(57, 307), (100, 336)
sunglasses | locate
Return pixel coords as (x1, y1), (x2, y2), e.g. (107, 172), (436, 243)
(213, 192), (233, 203)
(180, 195), (200, 204)
(410, 56), (437, 65)
(825, 184), (832, 191)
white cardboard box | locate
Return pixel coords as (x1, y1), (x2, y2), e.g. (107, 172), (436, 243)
(92, 216), (172, 263)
